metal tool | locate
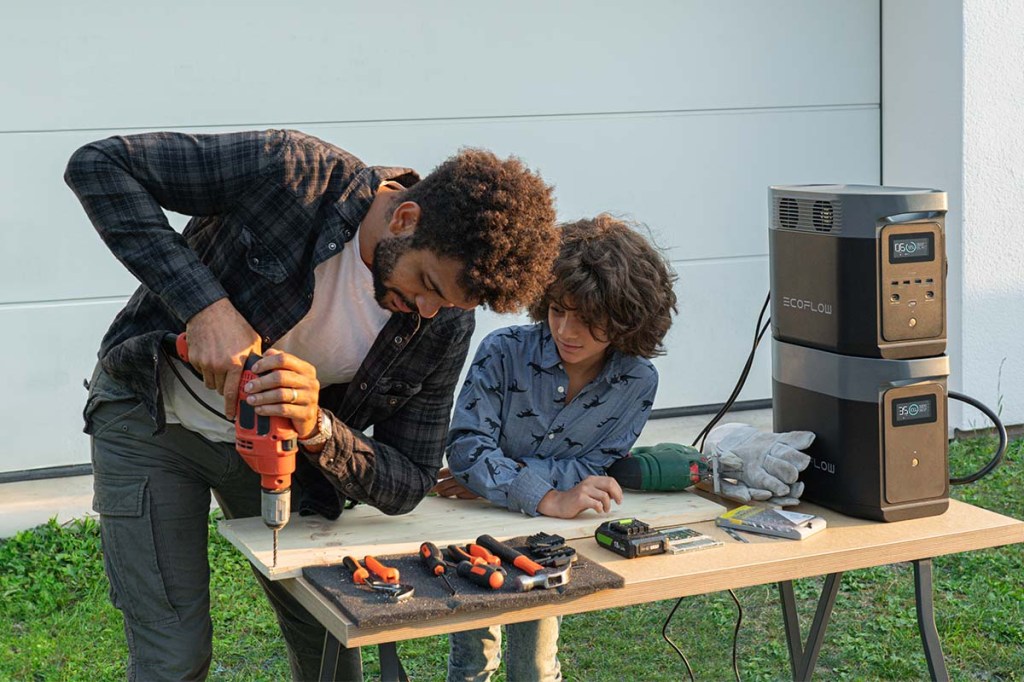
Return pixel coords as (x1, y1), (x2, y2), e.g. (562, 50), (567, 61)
(723, 528), (749, 543)
(343, 556), (414, 602)
(515, 564), (571, 592)
(419, 542), (457, 595)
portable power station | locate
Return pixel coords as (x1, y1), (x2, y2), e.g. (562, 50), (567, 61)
(769, 185), (947, 360)
(769, 185), (951, 521)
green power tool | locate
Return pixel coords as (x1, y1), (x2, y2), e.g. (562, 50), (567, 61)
(606, 443), (711, 491)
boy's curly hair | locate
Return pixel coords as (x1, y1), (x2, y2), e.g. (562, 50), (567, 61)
(528, 214), (678, 358)
(403, 148), (558, 313)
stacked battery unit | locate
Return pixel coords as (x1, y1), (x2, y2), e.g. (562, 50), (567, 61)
(769, 185), (949, 521)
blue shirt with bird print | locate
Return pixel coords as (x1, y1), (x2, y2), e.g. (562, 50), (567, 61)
(446, 322), (658, 515)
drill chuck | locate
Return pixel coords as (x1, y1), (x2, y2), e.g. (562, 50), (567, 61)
(262, 488), (291, 530)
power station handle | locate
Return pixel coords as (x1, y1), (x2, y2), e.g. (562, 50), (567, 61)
(476, 534), (544, 576)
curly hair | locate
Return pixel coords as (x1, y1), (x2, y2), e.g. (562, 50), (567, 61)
(527, 214), (678, 358)
(401, 148), (558, 313)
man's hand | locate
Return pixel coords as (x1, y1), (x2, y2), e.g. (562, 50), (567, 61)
(184, 298), (261, 418)
(243, 350), (321, 440)
(431, 468), (481, 499)
(536, 476), (623, 519)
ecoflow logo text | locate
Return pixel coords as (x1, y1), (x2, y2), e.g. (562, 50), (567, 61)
(782, 296), (833, 316)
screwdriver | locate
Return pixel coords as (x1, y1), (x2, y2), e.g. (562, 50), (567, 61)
(419, 542), (457, 595)
(455, 560), (505, 590)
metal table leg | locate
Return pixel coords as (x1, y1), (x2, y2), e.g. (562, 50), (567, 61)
(318, 632), (364, 681)
(777, 573), (844, 681)
(914, 559), (950, 682)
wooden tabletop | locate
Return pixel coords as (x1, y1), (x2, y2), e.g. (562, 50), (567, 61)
(281, 499), (1024, 648)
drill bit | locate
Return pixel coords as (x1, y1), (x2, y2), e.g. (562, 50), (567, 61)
(273, 529), (279, 567)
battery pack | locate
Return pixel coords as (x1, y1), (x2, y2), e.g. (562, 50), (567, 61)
(594, 518), (666, 559)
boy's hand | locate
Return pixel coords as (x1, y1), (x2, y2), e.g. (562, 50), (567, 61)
(537, 476), (623, 519)
(431, 468), (481, 499)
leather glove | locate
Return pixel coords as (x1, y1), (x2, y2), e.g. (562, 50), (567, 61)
(702, 423), (814, 507)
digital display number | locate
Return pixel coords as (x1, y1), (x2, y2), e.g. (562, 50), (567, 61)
(892, 395), (937, 427)
(889, 233), (934, 263)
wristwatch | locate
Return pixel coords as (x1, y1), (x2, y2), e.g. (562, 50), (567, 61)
(299, 409), (332, 449)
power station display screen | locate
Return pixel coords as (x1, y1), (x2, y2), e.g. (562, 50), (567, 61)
(889, 233), (934, 264)
(892, 395), (937, 427)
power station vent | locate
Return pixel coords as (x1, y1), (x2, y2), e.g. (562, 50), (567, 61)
(774, 196), (843, 233)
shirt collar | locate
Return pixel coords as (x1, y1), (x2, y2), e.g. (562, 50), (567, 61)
(536, 321), (633, 386)
(331, 165), (420, 234)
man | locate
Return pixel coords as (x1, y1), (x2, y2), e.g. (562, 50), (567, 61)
(64, 129), (558, 681)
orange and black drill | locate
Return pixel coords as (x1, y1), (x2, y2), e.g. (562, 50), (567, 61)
(167, 334), (297, 567)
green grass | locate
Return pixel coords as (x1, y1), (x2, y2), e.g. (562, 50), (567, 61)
(2, 436), (1021, 681)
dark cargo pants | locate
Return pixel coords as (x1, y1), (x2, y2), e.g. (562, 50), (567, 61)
(87, 367), (360, 681)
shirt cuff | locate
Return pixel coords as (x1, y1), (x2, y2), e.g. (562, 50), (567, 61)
(508, 467), (554, 517)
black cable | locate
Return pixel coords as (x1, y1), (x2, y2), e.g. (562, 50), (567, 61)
(691, 292), (771, 451)
(661, 596), (696, 682)
(159, 346), (232, 423)
(727, 589), (743, 682)
(948, 390), (1007, 485)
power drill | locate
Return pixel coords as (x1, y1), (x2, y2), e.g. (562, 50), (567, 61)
(168, 334), (298, 567)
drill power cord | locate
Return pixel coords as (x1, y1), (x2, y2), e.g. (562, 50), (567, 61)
(159, 345), (233, 424)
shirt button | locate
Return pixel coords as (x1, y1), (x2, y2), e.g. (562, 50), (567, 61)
(394, 336), (403, 345)
(359, 382), (368, 390)
(557, 386), (565, 393)
(388, 397), (398, 407)
(307, 293), (313, 301)
(328, 242), (337, 250)
(251, 257), (259, 265)
(343, 229), (353, 238)
(263, 336), (271, 344)
(548, 433), (555, 439)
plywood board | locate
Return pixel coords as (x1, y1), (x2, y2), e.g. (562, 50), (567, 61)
(219, 490), (725, 580)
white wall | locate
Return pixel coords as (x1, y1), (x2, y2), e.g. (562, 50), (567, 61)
(961, 0), (1024, 429)
(883, 0), (1024, 430)
(1, 1), (880, 475)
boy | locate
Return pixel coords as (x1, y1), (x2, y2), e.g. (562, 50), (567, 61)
(433, 214), (678, 681)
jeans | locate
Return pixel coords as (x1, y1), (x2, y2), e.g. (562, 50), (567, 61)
(87, 366), (360, 681)
(447, 617), (562, 682)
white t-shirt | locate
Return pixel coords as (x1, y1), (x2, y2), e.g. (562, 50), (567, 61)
(162, 228), (391, 442)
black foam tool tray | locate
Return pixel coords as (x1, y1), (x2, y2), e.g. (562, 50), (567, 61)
(302, 538), (624, 629)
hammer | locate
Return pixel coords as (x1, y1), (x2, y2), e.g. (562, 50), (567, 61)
(515, 564), (572, 592)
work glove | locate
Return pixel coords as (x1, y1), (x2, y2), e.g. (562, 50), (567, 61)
(702, 423), (814, 507)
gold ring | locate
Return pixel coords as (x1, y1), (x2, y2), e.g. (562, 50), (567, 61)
(290, 388), (298, 404)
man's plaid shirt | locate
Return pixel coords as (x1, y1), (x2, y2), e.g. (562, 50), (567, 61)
(65, 129), (475, 516)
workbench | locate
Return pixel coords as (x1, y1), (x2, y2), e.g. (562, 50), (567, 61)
(250, 498), (1024, 681)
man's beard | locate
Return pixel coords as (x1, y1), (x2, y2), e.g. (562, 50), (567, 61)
(372, 235), (417, 312)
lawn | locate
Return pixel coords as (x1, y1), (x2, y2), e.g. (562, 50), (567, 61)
(1, 436), (1021, 681)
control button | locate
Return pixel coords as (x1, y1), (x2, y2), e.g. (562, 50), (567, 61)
(911, 458), (919, 468)
(909, 318), (918, 327)
(891, 293), (900, 303)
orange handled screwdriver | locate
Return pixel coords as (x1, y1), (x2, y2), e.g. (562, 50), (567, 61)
(364, 555), (400, 584)
(342, 556), (370, 585)
(456, 560), (505, 590)
(467, 543), (502, 567)
(420, 542), (457, 595)
(476, 534), (545, 576)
